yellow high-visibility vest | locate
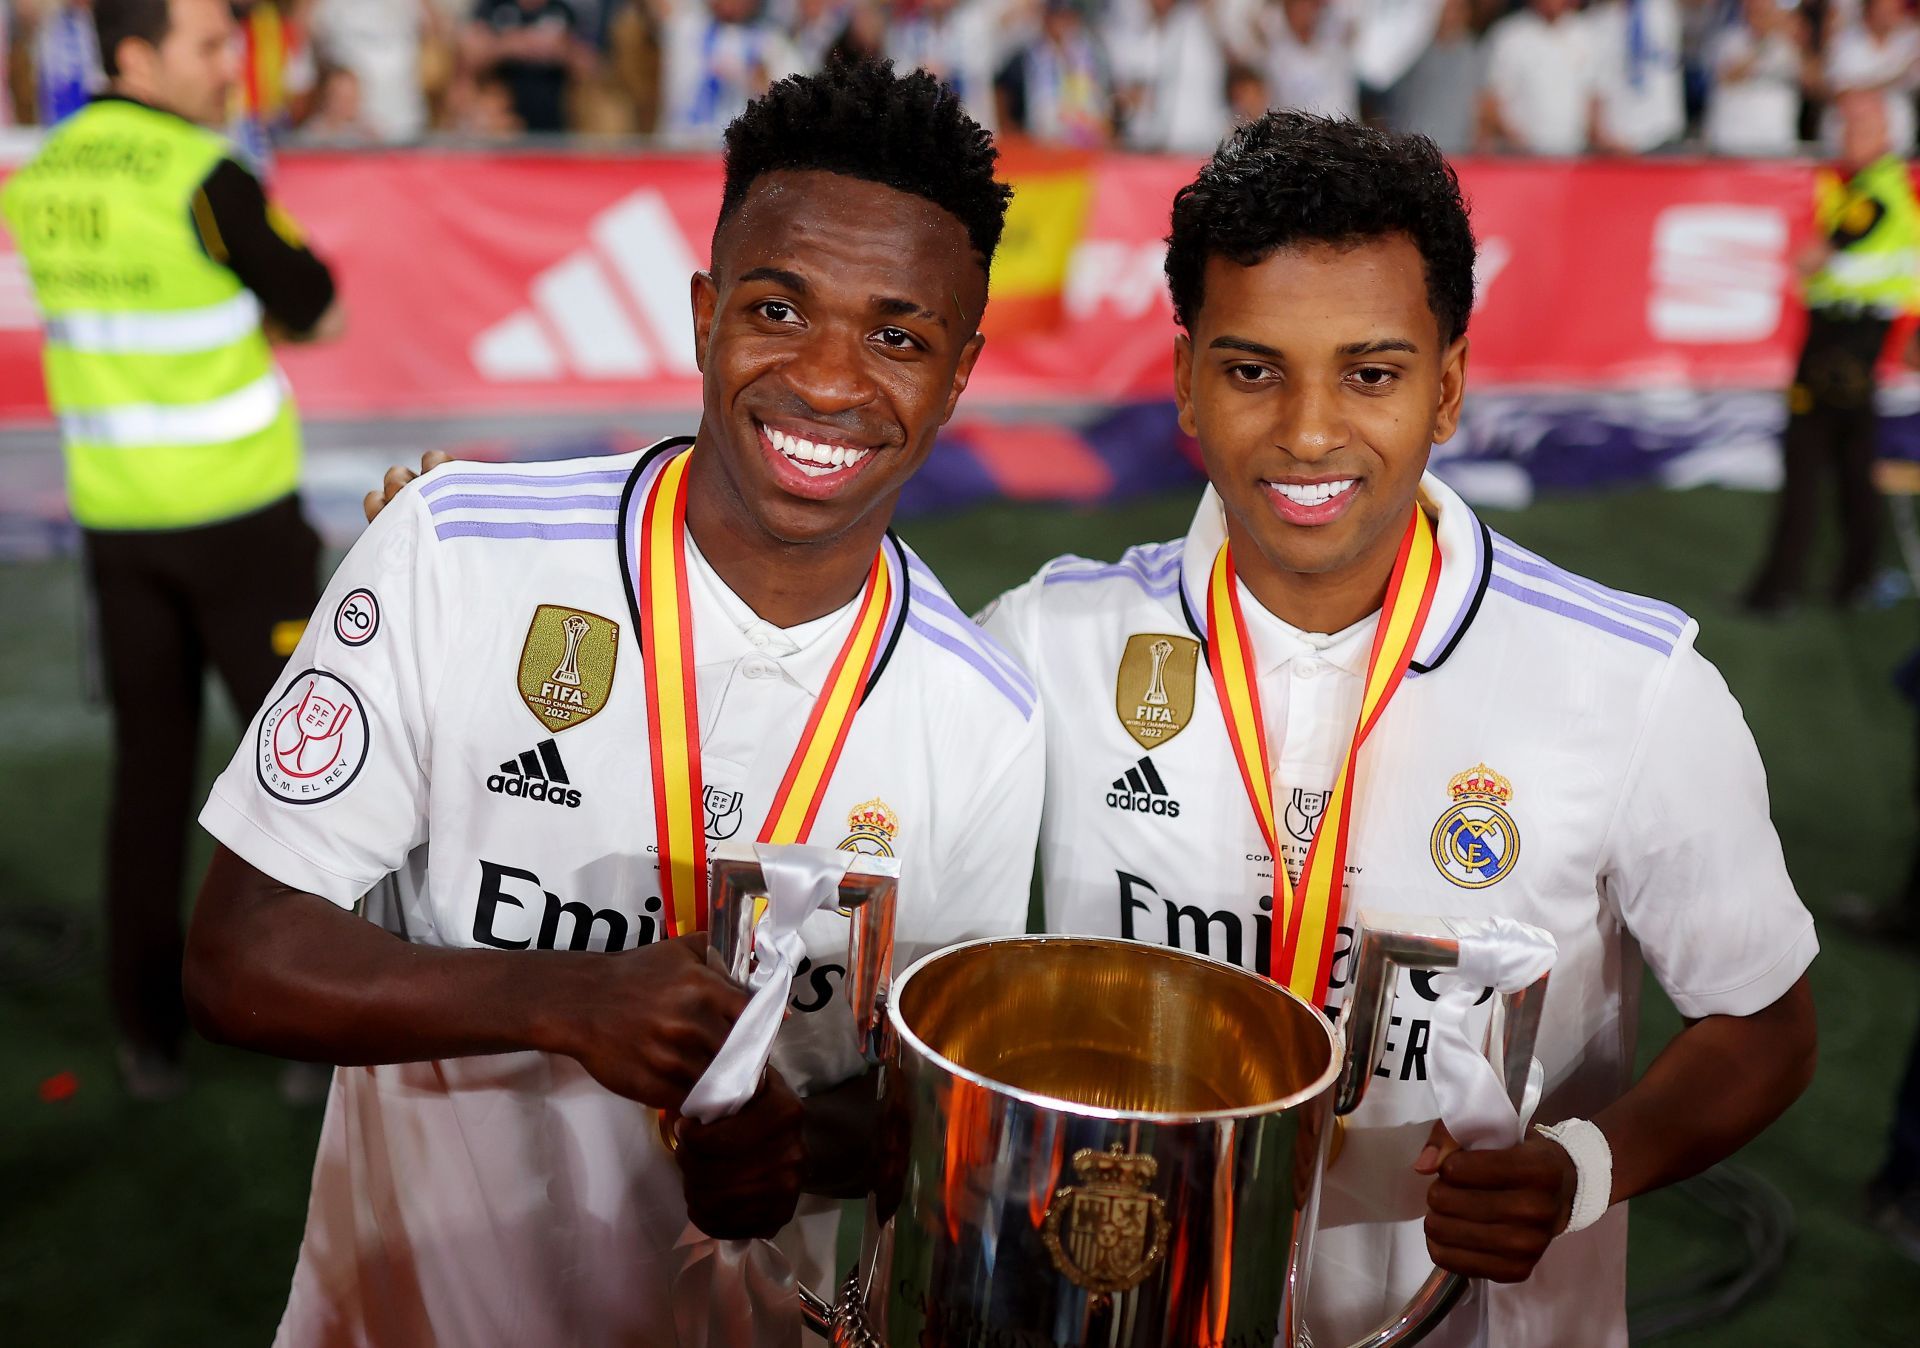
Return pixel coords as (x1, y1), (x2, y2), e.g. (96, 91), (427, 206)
(1, 98), (300, 530)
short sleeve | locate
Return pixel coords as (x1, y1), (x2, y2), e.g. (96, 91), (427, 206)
(904, 704), (1046, 964)
(974, 571), (1044, 676)
(1597, 633), (1817, 1019)
(199, 487), (453, 907)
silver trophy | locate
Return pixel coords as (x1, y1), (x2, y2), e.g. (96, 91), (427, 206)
(783, 914), (1550, 1347)
(705, 844), (901, 1078)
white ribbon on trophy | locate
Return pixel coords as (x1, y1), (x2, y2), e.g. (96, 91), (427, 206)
(1425, 916), (1557, 1149)
(672, 843), (858, 1348)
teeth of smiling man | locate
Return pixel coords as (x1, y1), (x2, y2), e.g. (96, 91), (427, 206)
(1270, 479), (1357, 507)
(767, 425), (872, 476)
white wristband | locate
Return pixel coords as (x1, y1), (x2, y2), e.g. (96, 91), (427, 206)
(1534, 1118), (1613, 1235)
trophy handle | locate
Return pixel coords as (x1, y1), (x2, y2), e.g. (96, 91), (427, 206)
(1330, 912), (1552, 1348)
(705, 853), (899, 1344)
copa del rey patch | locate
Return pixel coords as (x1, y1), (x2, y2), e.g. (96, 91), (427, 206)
(256, 670), (369, 805)
(518, 605), (619, 734)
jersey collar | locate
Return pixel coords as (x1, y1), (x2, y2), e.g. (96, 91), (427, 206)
(1176, 470), (1491, 676)
(615, 438), (911, 702)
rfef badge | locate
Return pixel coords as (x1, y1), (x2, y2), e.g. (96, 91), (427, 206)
(1115, 633), (1200, 749)
(518, 605), (618, 733)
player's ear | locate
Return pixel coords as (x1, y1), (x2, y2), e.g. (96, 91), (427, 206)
(690, 271), (718, 374)
(1174, 333), (1198, 439)
(1432, 336), (1469, 444)
(940, 332), (987, 425)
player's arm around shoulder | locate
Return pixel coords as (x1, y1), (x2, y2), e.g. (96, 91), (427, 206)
(1419, 627), (1817, 1285)
(184, 475), (752, 1115)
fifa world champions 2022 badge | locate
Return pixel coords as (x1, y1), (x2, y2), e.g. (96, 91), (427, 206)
(257, 670), (370, 804)
(1115, 633), (1201, 750)
(1431, 763), (1521, 888)
(518, 605), (619, 733)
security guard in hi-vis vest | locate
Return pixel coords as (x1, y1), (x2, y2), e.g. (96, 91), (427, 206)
(1, 0), (339, 1099)
(1746, 88), (1920, 612)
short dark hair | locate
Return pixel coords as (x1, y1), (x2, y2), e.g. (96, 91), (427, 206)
(717, 59), (1013, 274)
(95, 0), (174, 81)
(1164, 112), (1477, 345)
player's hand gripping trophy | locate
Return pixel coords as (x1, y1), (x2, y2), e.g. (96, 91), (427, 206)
(732, 911), (1554, 1347)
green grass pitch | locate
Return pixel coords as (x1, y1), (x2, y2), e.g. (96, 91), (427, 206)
(0, 483), (1916, 1344)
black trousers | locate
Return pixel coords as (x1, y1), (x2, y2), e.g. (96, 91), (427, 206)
(1749, 311), (1890, 604)
(82, 495), (319, 1059)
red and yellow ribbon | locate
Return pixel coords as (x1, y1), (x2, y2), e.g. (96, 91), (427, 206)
(1206, 507), (1441, 1007)
(638, 449), (894, 937)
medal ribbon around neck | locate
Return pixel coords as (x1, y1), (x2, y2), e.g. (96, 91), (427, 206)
(1205, 505), (1441, 1007)
(637, 448), (894, 938)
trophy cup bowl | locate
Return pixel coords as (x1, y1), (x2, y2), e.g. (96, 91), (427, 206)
(808, 921), (1549, 1348)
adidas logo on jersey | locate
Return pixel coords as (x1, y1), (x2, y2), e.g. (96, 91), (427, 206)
(486, 738), (583, 808)
(1106, 756), (1180, 817)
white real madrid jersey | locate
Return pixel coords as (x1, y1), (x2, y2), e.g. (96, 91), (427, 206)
(982, 474), (1815, 1348)
(200, 442), (1044, 1348)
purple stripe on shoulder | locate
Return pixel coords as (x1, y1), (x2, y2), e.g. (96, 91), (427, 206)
(905, 614), (1035, 720)
(1043, 565), (1180, 598)
(1488, 576), (1675, 655)
(1492, 539), (1688, 631)
(911, 598), (1037, 698)
(426, 492), (624, 515)
(1492, 549), (1685, 639)
(433, 520), (619, 543)
(418, 468), (633, 498)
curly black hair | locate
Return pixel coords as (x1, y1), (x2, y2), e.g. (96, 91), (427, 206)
(1164, 112), (1476, 344)
(717, 60), (1013, 272)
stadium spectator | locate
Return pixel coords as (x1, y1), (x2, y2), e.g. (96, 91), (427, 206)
(35, 0), (105, 125)
(1106, 0), (1231, 152)
(779, 0), (850, 70)
(308, 0), (434, 142)
(1259, 0), (1360, 118)
(302, 59), (368, 138)
(1479, 0), (1599, 153)
(994, 0), (1113, 145)
(228, 1), (316, 170)
(823, 0), (887, 66)
(1704, 0), (1813, 155)
(655, 0), (799, 145)
(1225, 57), (1270, 124)
(462, 0), (594, 134)
(888, 0), (1032, 132)
(1378, 0), (1483, 152)
(1824, 0), (1920, 152)
(1587, 0), (1686, 151)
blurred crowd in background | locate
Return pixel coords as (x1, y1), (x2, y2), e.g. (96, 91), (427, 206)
(1, 0), (1919, 159)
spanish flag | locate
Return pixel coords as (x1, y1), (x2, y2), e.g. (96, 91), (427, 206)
(984, 144), (1095, 339)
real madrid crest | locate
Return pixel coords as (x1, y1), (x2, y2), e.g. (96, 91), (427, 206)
(518, 605), (619, 733)
(838, 798), (899, 857)
(1040, 1143), (1170, 1310)
(1115, 633), (1200, 750)
(1431, 763), (1521, 889)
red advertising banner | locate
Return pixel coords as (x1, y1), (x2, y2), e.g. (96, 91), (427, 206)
(0, 150), (1827, 427)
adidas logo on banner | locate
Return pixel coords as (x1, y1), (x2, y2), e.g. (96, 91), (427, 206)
(1106, 755), (1180, 817)
(471, 190), (703, 382)
(486, 738), (583, 809)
